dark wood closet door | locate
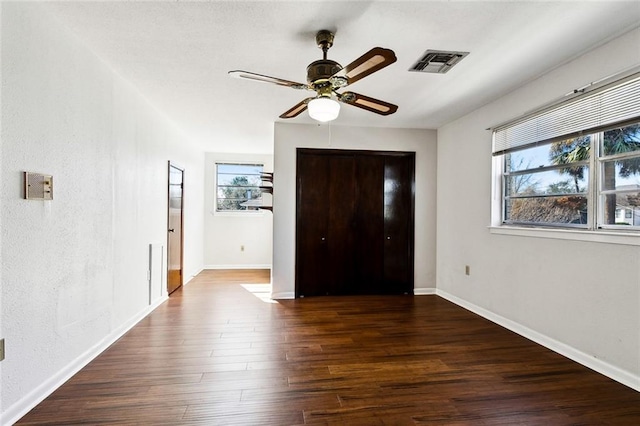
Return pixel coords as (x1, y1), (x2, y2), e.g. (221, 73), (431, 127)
(327, 155), (357, 295)
(296, 148), (414, 297)
(296, 152), (361, 297)
(353, 155), (385, 294)
(296, 153), (330, 297)
(383, 154), (415, 293)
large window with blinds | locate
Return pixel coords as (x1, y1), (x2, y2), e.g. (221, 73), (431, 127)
(493, 73), (640, 229)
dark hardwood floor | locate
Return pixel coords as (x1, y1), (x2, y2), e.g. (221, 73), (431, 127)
(17, 270), (640, 425)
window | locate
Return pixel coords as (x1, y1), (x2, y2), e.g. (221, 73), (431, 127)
(216, 163), (264, 212)
(504, 136), (590, 226)
(494, 73), (640, 230)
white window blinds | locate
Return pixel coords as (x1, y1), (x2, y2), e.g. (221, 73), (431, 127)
(492, 73), (640, 156)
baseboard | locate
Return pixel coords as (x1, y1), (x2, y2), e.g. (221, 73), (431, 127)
(414, 287), (436, 295)
(271, 288), (437, 299)
(271, 291), (295, 300)
(184, 267), (204, 285)
(2, 296), (169, 426)
(203, 264), (271, 270)
(435, 289), (640, 392)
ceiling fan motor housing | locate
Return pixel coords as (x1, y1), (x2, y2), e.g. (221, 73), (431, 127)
(307, 60), (342, 86)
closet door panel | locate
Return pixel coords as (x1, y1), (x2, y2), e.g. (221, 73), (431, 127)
(353, 155), (385, 294)
(296, 152), (330, 297)
(383, 154), (415, 294)
(327, 155), (356, 295)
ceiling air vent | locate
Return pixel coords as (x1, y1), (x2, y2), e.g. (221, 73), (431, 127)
(409, 50), (469, 74)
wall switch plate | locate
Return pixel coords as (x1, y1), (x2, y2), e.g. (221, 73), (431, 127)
(24, 171), (53, 200)
(0, 338), (5, 361)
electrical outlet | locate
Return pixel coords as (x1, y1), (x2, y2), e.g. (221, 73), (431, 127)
(465, 265), (470, 276)
(0, 338), (5, 361)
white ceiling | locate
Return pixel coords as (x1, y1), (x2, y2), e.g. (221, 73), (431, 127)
(43, 1), (640, 154)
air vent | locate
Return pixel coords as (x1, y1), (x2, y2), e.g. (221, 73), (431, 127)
(409, 50), (469, 74)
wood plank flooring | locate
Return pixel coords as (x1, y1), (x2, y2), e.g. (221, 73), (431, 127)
(17, 269), (640, 425)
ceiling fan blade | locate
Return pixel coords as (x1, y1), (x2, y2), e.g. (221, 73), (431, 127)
(229, 70), (308, 90)
(338, 91), (398, 116)
(331, 47), (397, 86)
(279, 98), (313, 119)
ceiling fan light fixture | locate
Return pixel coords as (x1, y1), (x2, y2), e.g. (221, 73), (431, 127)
(308, 97), (340, 122)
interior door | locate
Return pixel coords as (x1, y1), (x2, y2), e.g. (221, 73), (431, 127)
(167, 162), (184, 295)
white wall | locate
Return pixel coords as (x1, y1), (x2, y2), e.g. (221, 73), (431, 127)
(204, 152), (273, 269)
(0, 2), (4, 417)
(436, 27), (640, 390)
(272, 122), (437, 299)
(0, 3), (204, 423)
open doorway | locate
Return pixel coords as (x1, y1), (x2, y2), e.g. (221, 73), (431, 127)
(167, 162), (184, 294)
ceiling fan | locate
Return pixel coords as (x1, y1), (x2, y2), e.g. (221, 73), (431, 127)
(229, 30), (398, 122)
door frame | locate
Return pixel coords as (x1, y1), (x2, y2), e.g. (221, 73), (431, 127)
(167, 161), (184, 295)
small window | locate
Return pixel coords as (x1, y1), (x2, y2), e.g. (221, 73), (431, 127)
(598, 124), (640, 227)
(216, 163), (264, 212)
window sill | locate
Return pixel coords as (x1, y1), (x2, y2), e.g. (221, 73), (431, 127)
(488, 225), (640, 246)
(211, 210), (267, 218)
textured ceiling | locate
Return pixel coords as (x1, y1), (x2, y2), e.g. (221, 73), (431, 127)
(44, 1), (640, 153)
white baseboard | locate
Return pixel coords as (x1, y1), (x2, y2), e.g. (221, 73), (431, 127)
(2, 296), (168, 426)
(271, 291), (295, 300)
(203, 264), (271, 270)
(435, 289), (640, 392)
(184, 267), (204, 285)
(414, 287), (436, 295)
(271, 288), (436, 299)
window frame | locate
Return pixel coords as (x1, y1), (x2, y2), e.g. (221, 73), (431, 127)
(596, 136), (640, 230)
(214, 162), (265, 215)
(502, 145), (591, 229)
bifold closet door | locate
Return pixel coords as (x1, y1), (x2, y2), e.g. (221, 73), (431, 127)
(296, 149), (414, 297)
